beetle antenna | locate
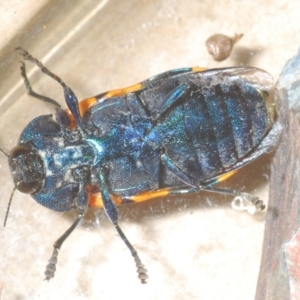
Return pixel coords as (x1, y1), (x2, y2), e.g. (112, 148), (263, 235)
(4, 186), (17, 227)
(0, 147), (11, 159)
(15, 47), (67, 89)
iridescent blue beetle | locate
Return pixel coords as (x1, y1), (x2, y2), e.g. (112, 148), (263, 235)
(4, 48), (281, 283)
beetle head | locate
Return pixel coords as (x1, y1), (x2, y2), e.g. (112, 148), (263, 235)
(8, 144), (44, 194)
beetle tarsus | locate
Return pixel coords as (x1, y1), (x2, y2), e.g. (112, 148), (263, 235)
(16, 47), (67, 88)
(43, 214), (84, 280)
(231, 192), (266, 214)
(44, 248), (58, 281)
(114, 222), (149, 283)
(19, 60), (61, 107)
(134, 254), (148, 284)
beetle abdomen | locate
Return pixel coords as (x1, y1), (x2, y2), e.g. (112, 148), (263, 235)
(86, 67), (273, 192)
(144, 69), (273, 183)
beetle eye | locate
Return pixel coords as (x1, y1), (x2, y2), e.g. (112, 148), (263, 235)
(10, 145), (30, 158)
(17, 180), (41, 194)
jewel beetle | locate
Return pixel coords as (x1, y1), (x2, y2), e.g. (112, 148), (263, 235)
(3, 47), (282, 283)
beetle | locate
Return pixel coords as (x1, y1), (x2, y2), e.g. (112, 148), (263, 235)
(3, 47), (281, 283)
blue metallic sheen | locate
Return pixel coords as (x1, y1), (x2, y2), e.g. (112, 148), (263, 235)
(10, 66), (274, 211)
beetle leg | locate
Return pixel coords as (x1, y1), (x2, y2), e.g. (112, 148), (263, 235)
(63, 86), (87, 134)
(168, 186), (265, 212)
(44, 213), (83, 281)
(161, 153), (197, 187)
(151, 85), (186, 120)
(16, 47), (87, 134)
(44, 169), (89, 281)
(98, 170), (149, 284)
(19, 61), (61, 108)
(160, 153), (265, 212)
